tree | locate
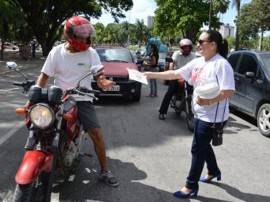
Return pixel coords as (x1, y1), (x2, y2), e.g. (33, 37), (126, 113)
(104, 23), (120, 44)
(154, 0), (229, 43)
(232, 0), (241, 50)
(93, 22), (105, 45)
(6, 0), (133, 56)
(237, 0), (270, 50)
(133, 19), (149, 47)
(0, 0), (25, 59)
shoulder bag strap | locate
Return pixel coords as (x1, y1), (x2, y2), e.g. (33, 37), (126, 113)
(214, 75), (227, 124)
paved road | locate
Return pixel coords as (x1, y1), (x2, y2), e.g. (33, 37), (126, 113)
(0, 59), (270, 202)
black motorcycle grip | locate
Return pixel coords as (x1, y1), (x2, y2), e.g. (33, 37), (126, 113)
(13, 81), (24, 87)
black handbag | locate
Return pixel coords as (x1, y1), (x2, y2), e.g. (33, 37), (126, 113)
(211, 75), (227, 146)
(211, 98), (227, 146)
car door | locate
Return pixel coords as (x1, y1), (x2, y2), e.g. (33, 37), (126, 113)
(232, 53), (260, 114)
(228, 52), (243, 108)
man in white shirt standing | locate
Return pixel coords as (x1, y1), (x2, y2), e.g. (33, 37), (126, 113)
(35, 16), (119, 187)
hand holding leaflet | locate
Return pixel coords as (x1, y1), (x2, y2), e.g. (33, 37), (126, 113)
(127, 68), (148, 85)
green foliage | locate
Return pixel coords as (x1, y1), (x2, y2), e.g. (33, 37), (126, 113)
(153, 0), (229, 43)
(93, 23), (105, 44)
(4, 0), (133, 56)
(263, 36), (270, 51)
(237, 0), (270, 50)
(224, 36), (235, 51)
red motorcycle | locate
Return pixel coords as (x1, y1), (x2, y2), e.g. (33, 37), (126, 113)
(6, 62), (103, 202)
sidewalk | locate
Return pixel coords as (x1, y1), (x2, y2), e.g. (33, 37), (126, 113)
(0, 50), (45, 75)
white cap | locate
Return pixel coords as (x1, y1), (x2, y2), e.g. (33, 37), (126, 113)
(194, 83), (220, 99)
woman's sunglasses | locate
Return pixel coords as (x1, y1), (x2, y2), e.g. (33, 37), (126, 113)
(198, 39), (211, 45)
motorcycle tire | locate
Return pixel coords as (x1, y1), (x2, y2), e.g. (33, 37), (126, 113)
(13, 171), (53, 202)
(186, 112), (194, 132)
(13, 183), (34, 202)
(13, 149), (58, 202)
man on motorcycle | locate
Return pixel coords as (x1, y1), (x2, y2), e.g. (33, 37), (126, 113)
(32, 16), (119, 187)
(159, 38), (196, 120)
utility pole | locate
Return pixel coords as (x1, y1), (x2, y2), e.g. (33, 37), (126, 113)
(208, 0), (212, 30)
(234, 1), (241, 51)
(127, 11), (130, 46)
(259, 28), (263, 51)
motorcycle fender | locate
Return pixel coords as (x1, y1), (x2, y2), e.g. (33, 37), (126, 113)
(15, 150), (54, 185)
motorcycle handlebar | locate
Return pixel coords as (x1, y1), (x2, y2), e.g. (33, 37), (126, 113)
(13, 80), (35, 93)
(13, 81), (24, 87)
(64, 88), (100, 101)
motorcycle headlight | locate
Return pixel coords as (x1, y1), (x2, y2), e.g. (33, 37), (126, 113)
(29, 104), (54, 129)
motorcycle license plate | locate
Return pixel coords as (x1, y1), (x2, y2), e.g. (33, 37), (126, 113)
(108, 85), (120, 91)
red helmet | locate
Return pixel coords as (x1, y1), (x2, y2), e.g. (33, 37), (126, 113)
(64, 16), (95, 51)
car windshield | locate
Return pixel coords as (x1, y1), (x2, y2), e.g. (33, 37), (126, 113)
(260, 53), (270, 71)
(96, 48), (133, 63)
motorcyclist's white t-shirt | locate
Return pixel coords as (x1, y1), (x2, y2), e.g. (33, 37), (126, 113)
(172, 50), (196, 69)
(41, 44), (101, 91)
(176, 54), (235, 123)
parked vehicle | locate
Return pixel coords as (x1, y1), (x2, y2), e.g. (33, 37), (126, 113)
(93, 46), (142, 102)
(6, 61), (103, 202)
(158, 52), (168, 72)
(170, 79), (194, 132)
(227, 50), (270, 137)
(135, 48), (146, 58)
(3, 42), (19, 50)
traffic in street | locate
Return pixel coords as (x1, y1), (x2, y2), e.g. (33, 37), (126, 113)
(0, 62), (269, 202)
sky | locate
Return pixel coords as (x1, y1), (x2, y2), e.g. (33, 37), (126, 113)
(91, 0), (252, 27)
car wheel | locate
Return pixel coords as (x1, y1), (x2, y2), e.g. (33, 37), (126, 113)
(257, 103), (270, 138)
(132, 93), (141, 102)
(132, 91), (141, 102)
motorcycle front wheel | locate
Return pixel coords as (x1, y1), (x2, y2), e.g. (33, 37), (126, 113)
(13, 183), (34, 202)
(13, 171), (53, 202)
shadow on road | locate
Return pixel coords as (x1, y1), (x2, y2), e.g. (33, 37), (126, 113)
(53, 157), (182, 202)
(212, 182), (270, 202)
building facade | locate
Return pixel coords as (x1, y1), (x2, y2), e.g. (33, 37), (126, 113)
(147, 16), (154, 27)
(219, 24), (235, 37)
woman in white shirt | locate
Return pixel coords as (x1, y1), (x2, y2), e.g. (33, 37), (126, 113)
(144, 30), (235, 198)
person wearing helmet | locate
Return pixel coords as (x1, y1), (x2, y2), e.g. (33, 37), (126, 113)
(34, 16), (119, 187)
(158, 38), (196, 120)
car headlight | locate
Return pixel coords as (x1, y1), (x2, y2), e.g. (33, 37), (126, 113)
(29, 104), (54, 129)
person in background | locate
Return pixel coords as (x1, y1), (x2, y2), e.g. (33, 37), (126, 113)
(34, 16), (119, 187)
(144, 30), (235, 198)
(142, 44), (159, 97)
(31, 39), (37, 58)
(158, 38), (196, 120)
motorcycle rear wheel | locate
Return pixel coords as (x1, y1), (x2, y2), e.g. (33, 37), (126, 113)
(186, 112), (194, 132)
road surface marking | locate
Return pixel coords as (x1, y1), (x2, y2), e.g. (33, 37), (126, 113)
(0, 121), (25, 145)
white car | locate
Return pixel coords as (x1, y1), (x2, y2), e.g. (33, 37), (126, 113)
(3, 42), (19, 50)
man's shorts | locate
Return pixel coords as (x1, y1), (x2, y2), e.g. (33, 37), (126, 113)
(77, 101), (100, 130)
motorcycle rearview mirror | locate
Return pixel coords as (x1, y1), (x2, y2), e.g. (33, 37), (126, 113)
(6, 61), (18, 70)
(6, 61), (28, 80)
